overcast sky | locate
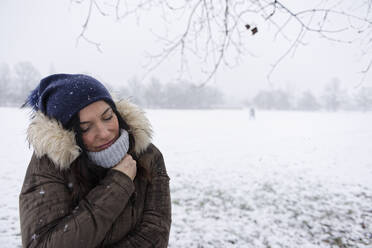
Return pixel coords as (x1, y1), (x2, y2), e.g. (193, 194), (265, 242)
(1, 0), (371, 101)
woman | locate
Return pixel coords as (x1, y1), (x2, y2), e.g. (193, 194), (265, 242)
(19, 74), (171, 247)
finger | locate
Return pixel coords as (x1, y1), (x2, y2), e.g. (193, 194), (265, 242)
(121, 154), (129, 161)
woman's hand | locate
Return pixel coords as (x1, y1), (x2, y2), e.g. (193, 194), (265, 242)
(112, 154), (137, 181)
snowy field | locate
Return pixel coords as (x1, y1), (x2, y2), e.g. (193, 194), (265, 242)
(0, 107), (371, 247)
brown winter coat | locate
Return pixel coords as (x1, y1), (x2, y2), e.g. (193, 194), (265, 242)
(19, 100), (171, 248)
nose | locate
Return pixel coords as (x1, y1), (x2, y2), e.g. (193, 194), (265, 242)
(96, 122), (110, 140)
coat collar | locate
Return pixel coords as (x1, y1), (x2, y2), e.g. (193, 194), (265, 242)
(27, 100), (153, 170)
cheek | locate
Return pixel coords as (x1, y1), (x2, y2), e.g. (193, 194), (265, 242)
(82, 133), (95, 149)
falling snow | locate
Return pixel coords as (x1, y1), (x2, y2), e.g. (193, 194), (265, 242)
(0, 108), (371, 247)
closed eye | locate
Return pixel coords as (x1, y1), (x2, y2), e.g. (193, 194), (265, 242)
(81, 126), (90, 133)
(80, 122), (91, 133)
(103, 115), (113, 121)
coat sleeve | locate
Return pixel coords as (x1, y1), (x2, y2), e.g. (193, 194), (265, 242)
(19, 154), (135, 248)
(112, 147), (172, 248)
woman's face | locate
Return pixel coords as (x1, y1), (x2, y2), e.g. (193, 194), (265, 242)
(79, 100), (120, 152)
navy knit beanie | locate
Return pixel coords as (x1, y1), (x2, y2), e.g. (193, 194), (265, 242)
(25, 74), (115, 127)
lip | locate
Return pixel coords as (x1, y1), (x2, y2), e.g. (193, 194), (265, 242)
(96, 137), (116, 151)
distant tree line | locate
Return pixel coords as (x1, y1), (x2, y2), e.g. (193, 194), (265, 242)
(0, 62), (224, 109)
(0, 62), (41, 106)
(246, 79), (372, 112)
(0, 61), (371, 111)
(114, 77), (224, 109)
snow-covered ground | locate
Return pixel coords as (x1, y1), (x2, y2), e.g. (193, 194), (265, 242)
(0, 108), (371, 247)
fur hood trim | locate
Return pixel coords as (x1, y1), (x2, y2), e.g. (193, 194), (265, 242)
(27, 100), (153, 170)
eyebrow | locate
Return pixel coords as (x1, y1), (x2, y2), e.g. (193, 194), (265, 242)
(79, 107), (112, 125)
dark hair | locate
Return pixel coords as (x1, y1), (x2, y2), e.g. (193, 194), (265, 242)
(66, 101), (149, 204)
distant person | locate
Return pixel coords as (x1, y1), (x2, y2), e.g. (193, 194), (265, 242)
(250, 107), (256, 120)
(19, 74), (171, 247)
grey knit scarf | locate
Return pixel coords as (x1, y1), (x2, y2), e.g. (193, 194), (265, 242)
(87, 129), (130, 168)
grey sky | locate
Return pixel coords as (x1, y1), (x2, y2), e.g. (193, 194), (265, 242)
(1, 0), (371, 101)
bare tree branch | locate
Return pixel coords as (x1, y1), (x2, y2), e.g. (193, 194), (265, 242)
(71, 0), (372, 85)
(75, 0), (103, 52)
(267, 26), (305, 83)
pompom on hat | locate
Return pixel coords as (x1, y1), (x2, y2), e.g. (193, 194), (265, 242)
(25, 74), (115, 127)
